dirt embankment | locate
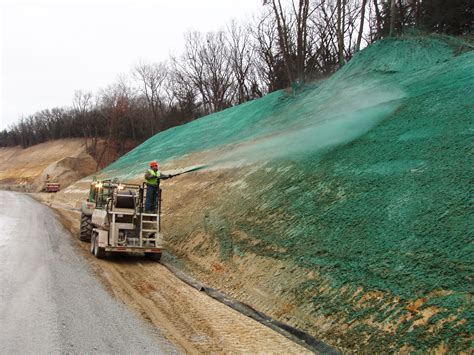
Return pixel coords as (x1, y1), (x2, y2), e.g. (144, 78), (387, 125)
(0, 138), (139, 192)
(0, 139), (96, 192)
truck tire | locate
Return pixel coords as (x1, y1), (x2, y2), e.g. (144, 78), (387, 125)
(145, 252), (162, 262)
(79, 213), (92, 242)
(92, 232), (106, 259)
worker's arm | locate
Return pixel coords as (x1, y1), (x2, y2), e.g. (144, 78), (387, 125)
(159, 173), (173, 179)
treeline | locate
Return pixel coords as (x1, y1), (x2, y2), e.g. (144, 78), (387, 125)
(1, 0), (471, 151)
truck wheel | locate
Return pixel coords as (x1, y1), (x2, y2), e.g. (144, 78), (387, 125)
(79, 213), (92, 242)
(145, 252), (162, 262)
(92, 232), (106, 259)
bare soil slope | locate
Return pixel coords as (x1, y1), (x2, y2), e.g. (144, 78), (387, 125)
(0, 139), (96, 192)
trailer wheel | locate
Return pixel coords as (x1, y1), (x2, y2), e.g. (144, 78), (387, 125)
(92, 232), (106, 259)
(145, 252), (162, 262)
(79, 213), (92, 242)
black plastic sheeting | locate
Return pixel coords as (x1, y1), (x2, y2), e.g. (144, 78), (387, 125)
(163, 262), (340, 354)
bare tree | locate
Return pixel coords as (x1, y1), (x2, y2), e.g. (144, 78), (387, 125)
(72, 90), (92, 114)
(310, 1), (338, 73)
(251, 10), (287, 92)
(175, 31), (234, 114)
(203, 31), (235, 112)
(167, 65), (203, 125)
(72, 90), (94, 149)
(95, 78), (136, 168)
(133, 62), (168, 134)
(337, 0), (346, 67)
(372, 0), (383, 39)
(227, 20), (254, 104)
(268, 0), (295, 84)
(295, 0), (310, 82)
(356, 0), (368, 51)
(389, 0), (397, 36)
(265, 0), (330, 84)
(342, 0), (367, 57)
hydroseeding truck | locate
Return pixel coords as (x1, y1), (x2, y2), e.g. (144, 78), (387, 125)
(79, 166), (205, 261)
(80, 179), (165, 261)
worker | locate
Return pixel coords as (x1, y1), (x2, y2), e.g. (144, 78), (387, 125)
(144, 160), (172, 213)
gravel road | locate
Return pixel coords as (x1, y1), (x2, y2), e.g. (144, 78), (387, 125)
(0, 191), (177, 354)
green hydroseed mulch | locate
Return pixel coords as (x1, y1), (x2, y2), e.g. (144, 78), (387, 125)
(99, 35), (474, 350)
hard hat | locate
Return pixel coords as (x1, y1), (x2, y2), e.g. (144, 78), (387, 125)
(150, 160), (158, 167)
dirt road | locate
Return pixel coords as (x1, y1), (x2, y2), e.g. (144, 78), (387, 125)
(84, 254), (313, 353)
(0, 191), (176, 354)
(5, 191), (312, 353)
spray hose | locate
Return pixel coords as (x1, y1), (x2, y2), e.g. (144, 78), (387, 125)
(170, 165), (207, 178)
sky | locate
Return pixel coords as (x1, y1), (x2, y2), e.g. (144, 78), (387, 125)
(0, 0), (264, 130)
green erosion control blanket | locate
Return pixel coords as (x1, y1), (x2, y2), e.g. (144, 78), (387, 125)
(102, 36), (474, 351)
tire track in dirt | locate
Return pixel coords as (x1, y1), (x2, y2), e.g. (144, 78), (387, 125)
(50, 204), (312, 354)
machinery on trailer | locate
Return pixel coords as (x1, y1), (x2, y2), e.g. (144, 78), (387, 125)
(80, 178), (164, 261)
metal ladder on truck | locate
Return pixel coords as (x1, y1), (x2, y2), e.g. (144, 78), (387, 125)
(140, 213), (159, 247)
(139, 187), (161, 247)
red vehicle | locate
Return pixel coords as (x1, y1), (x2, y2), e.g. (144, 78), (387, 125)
(45, 182), (60, 192)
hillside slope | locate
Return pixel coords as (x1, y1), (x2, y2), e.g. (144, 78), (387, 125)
(0, 139), (98, 191)
(69, 36), (473, 351)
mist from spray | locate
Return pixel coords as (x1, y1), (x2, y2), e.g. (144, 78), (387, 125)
(101, 64), (406, 180)
(210, 78), (406, 168)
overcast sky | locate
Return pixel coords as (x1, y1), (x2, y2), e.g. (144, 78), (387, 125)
(0, 0), (264, 130)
